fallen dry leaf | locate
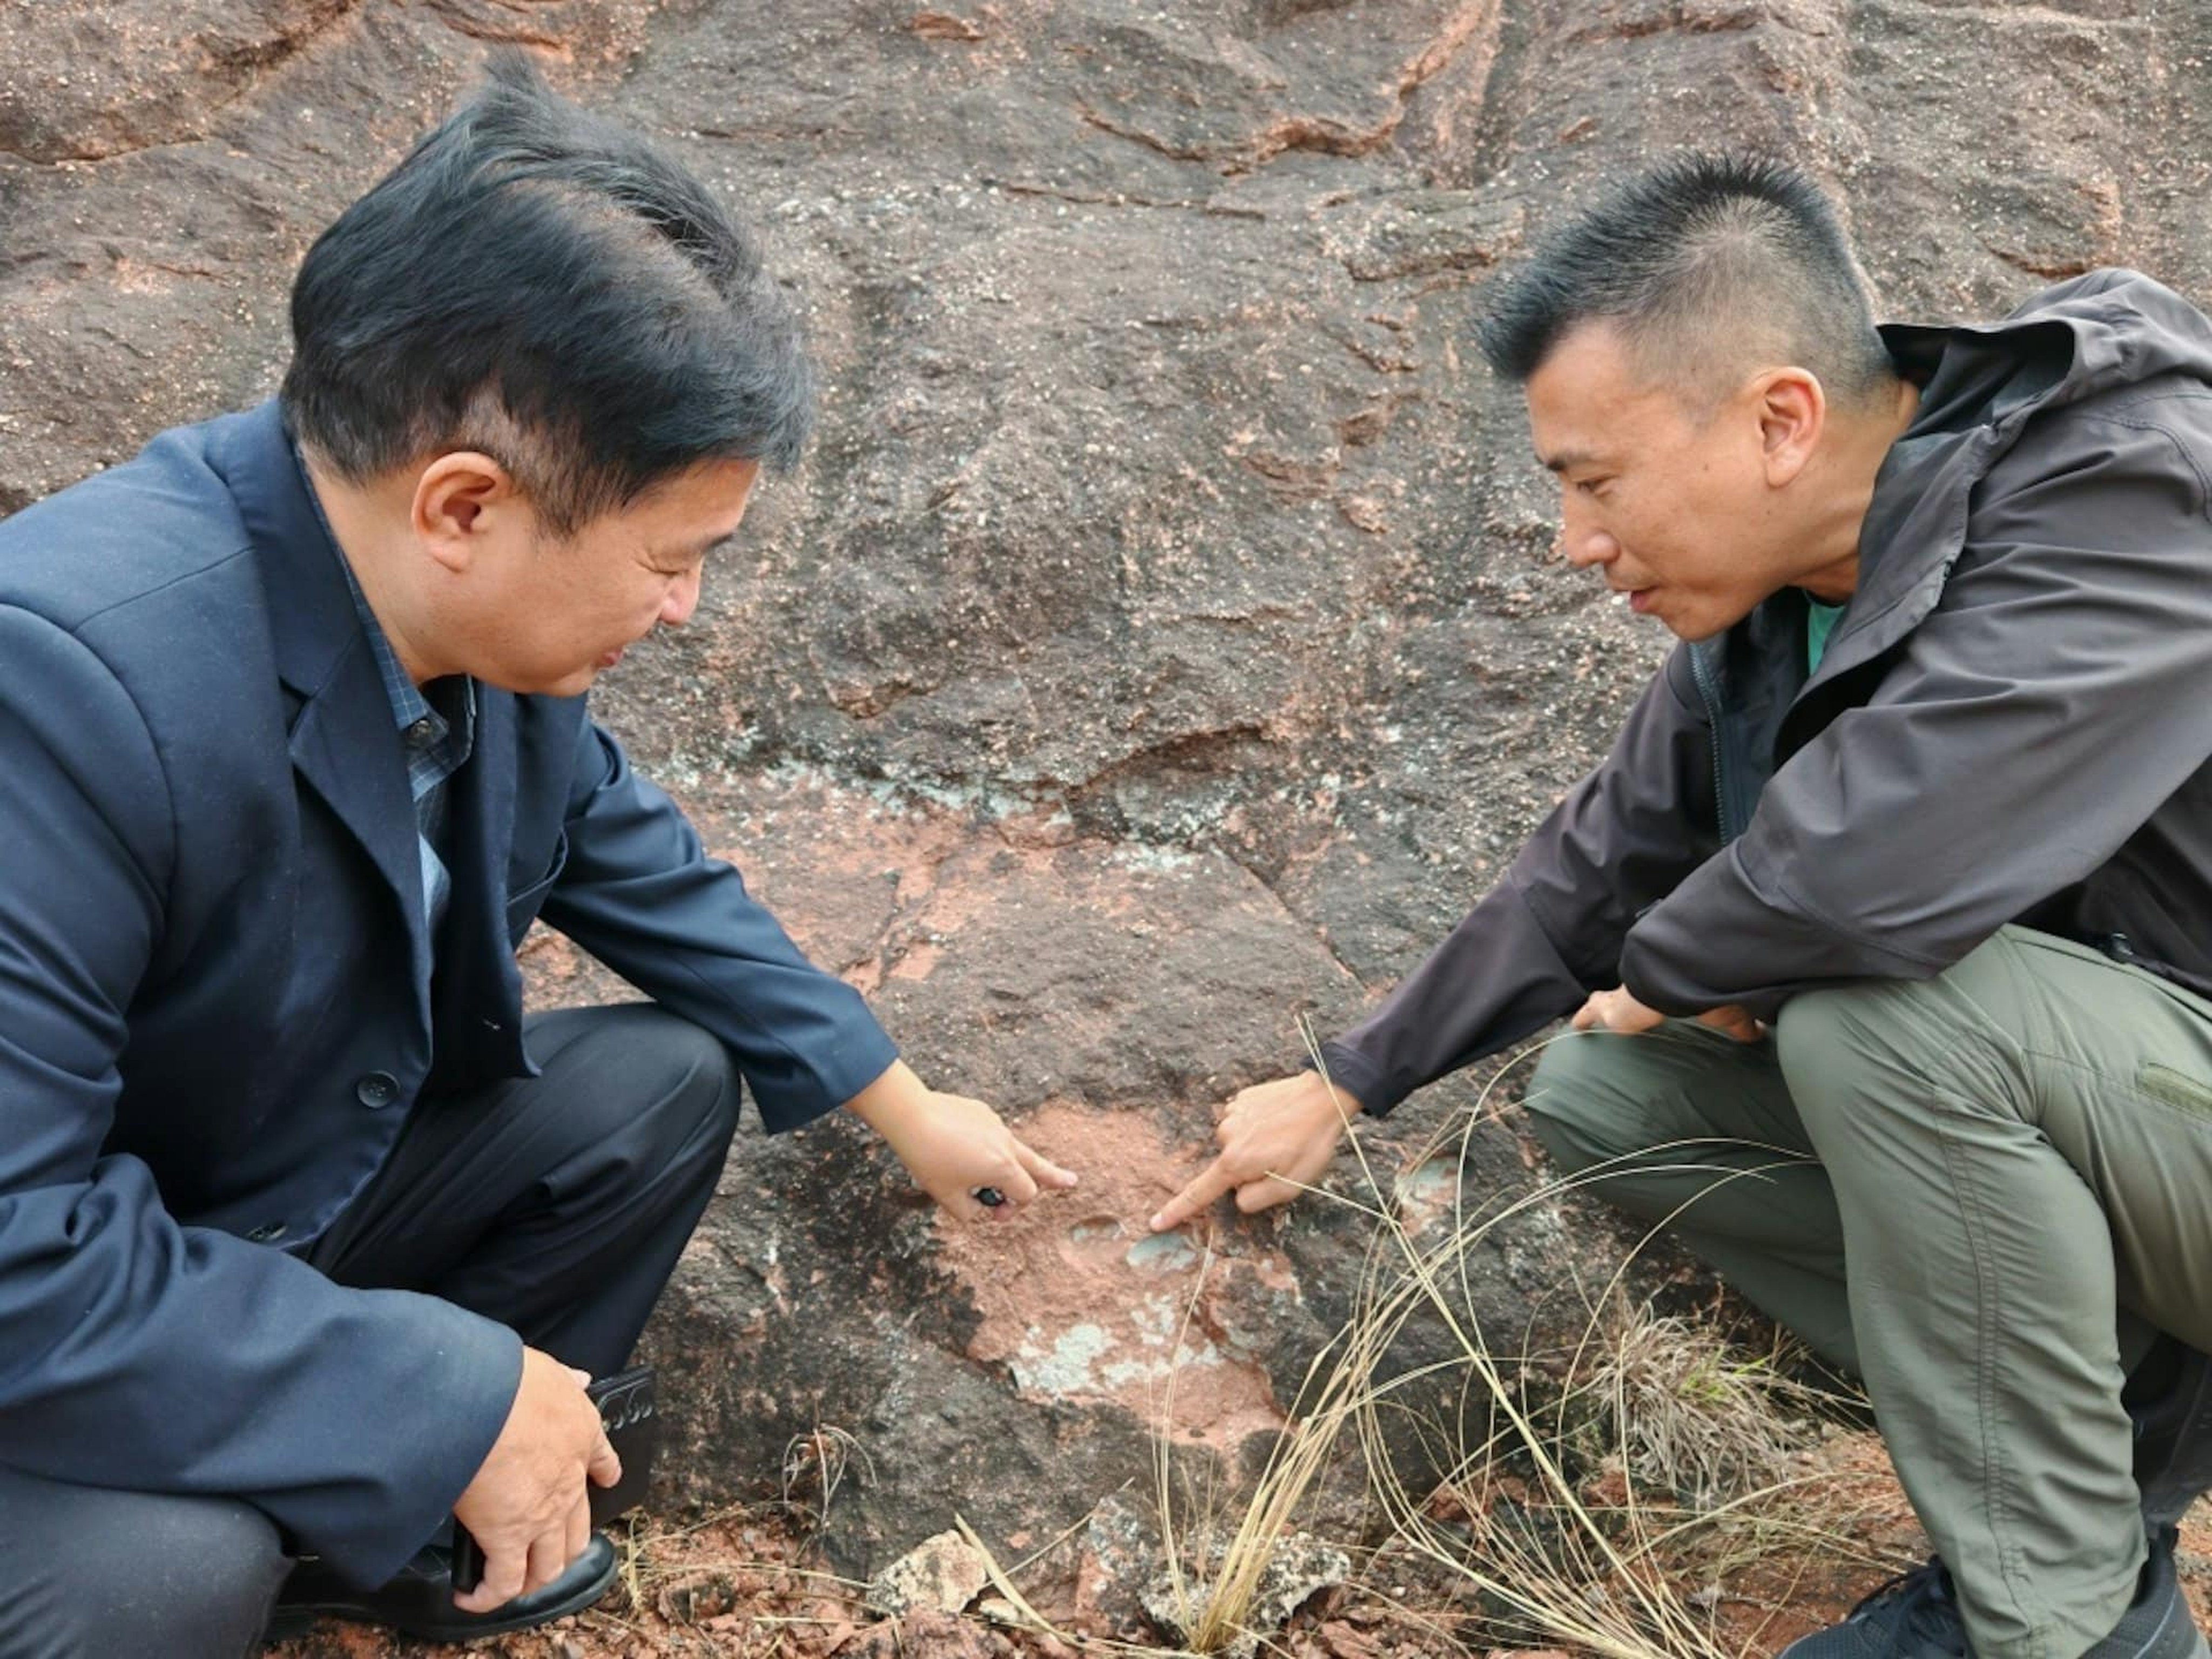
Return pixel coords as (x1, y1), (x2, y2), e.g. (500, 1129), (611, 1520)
(911, 11), (984, 39)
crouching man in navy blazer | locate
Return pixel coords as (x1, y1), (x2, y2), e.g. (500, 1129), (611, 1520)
(0, 53), (1077, 1657)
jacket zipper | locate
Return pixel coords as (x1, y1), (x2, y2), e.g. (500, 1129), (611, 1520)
(1688, 640), (1737, 844)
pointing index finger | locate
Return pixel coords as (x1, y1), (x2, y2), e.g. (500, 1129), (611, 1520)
(1149, 1156), (1236, 1233)
(1013, 1138), (1080, 1189)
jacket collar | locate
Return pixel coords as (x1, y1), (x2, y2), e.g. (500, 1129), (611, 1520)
(217, 400), (379, 702)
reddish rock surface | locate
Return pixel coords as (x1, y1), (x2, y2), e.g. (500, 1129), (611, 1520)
(10, 0), (2212, 1643)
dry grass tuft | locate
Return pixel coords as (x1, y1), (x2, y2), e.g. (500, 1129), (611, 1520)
(1151, 1028), (1899, 1659)
(780, 1423), (873, 1534)
(1590, 1309), (1825, 1513)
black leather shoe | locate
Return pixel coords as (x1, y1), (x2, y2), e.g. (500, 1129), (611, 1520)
(263, 1534), (617, 1644)
(1776, 1528), (2206, 1659)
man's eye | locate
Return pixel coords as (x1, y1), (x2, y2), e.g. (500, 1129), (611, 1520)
(1575, 478), (1610, 498)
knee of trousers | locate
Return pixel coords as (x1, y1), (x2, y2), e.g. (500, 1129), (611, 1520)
(0, 1479), (289, 1656)
(538, 1004), (744, 1169)
(640, 1011), (744, 1152)
(1772, 968), (2013, 1152)
(1523, 1030), (1684, 1174)
(624, 1014), (744, 1179)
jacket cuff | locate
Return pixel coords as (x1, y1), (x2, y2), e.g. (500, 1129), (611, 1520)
(1304, 1041), (1395, 1117)
(314, 1299), (524, 1587)
(746, 1014), (902, 1135)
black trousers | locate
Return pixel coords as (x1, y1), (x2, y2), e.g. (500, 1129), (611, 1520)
(0, 1004), (741, 1659)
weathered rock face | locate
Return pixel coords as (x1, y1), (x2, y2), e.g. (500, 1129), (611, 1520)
(9, 0), (2212, 1578)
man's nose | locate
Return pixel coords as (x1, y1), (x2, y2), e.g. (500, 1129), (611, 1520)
(661, 567), (702, 626)
(1559, 502), (1620, 570)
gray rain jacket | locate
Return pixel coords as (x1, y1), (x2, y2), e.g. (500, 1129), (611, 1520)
(1323, 269), (2212, 1116)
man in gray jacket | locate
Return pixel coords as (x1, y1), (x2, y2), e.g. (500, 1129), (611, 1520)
(1152, 155), (2212, 1659)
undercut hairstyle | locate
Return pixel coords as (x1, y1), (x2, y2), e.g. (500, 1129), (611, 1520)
(1476, 153), (1896, 414)
(281, 51), (813, 537)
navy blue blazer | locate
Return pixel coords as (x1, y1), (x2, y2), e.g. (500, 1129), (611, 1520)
(0, 401), (900, 1581)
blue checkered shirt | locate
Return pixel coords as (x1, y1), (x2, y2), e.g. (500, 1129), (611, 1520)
(297, 454), (476, 935)
(352, 594), (475, 937)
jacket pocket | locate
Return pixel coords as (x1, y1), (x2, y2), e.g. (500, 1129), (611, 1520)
(2139, 1062), (2212, 1117)
(504, 831), (570, 938)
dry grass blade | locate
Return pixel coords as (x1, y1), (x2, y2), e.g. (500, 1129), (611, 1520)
(1163, 1019), (1396, 1654)
(1008, 1482), (1134, 1579)
(952, 1511), (1071, 1641)
(1155, 1234), (1220, 1640)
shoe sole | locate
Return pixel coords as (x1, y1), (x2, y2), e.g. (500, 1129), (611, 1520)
(2110, 1559), (2210, 1659)
(263, 1552), (618, 1645)
(2140, 1605), (2211, 1659)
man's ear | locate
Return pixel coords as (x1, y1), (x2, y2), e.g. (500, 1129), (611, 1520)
(412, 452), (521, 574)
(1754, 367), (1825, 488)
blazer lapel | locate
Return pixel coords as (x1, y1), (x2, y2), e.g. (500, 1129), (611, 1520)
(287, 662), (430, 965)
(217, 402), (433, 1013)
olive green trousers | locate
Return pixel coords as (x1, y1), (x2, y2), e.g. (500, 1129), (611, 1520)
(1524, 926), (2212, 1659)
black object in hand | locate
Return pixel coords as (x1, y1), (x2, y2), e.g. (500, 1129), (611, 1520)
(451, 1364), (659, 1597)
(974, 1186), (1007, 1209)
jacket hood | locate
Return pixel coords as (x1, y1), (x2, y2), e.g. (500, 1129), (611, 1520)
(1887, 267), (2212, 431)
(1810, 269), (2212, 691)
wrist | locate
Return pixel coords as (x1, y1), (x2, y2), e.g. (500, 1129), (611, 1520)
(1306, 1070), (1366, 1119)
(842, 1060), (930, 1139)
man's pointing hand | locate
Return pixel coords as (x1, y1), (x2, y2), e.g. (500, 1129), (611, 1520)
(1149, 1071), (1365, 1232)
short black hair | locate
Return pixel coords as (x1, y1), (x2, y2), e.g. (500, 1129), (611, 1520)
(281, 51), (812, 536)
(1476, 153), (1894, 411)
